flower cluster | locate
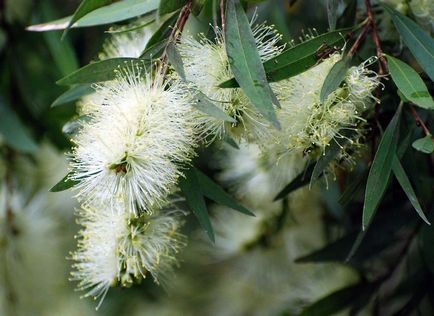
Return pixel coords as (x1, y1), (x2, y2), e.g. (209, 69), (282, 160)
(67, 17), (381, 309)
(68, 29), (193, 308)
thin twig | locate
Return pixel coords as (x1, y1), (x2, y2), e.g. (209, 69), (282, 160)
(220, 0), (225, 34)
(409, 104), (432, 136)
(159, 2), (192, 75)
(347, 23), (370, 57)
(364, 0), (387, 74)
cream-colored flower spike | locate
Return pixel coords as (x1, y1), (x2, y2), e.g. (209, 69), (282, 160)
(69, 65), (196, 214)
(178, 23), (284, 142)
(78, 25), (152, 116)
(269, 54), (380, 160)
(71, 202), (186, 310)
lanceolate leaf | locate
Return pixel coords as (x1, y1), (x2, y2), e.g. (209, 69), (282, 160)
(27, 0), (159, 31)
(274, 163), (315, 201)
(50, 173), (80, 192)
(193, 92), (237, 123)
(63, 0), (112, 38)
(382, 4), (434, 82)
(224, 0), (280, 128)
(386, 55), (434, 110)
(167, 42), (186, 80)
(51, 84), (94, 107)
(220, 27), (350, 88)
(0, 97), (38, 153)
(194, 168), (253, 216)
(362, 104), (402, 229)
(57, 58), (145, 85)
(412, 134), (434, 154)
(327, 0), (339, 31)
(179, 169), (215, 242)
(320, 57), (349, 103)
(159, 0), (188, 16)
(143, 13), (178, 52)
(392, 155), (430, 225)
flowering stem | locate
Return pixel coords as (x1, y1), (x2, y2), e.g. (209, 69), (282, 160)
(364, 0), (387, 74)
(347, 23), (370, 57)
(408, 104), (431, 136)
(220, 0), (226, 34)
(159, 2), (192, 75)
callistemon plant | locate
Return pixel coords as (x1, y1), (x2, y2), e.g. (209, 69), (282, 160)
(4, 0), (431, 314)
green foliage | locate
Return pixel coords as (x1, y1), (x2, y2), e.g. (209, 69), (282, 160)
(383, 4), (434, 82)
(362, 104), (402, 229)
(49, 172), (79, 192)
(64, 0), (112, 38)
(387, 55), (434, 110)
(224, 0), (280, 128)
(27, 0), (160, 31)
(320, 56), (350, 104)
(57, 58), (144, 85)
(412, 135), (434, 154)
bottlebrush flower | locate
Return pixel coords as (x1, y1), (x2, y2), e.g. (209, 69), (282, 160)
(268, 54), (380, 161)
(78, 25), (152, 116)
(177, 23), (284, 142)
(71, 201), (186, 309)
(69, 65), (196, 214)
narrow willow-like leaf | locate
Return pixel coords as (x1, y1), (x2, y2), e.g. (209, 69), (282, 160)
(159, 0), (187, 15)
(392, 155), (430, 225)
(63, 0), (112, 38)
(274, 164), (315, 201)
(179, 169), (215, 242)
(320, 57), (349, 103)
(50, 173), (80, 192)
(194, 168), (254, 216)
(0, 97), (38, 153)
(57, 58), (144, 85)
(300, 283), (374, 316)
(193, 92), (236, 123)
(225, 0), (280, 128)
(386, 55), (434, 110)
(362, 104), (402, 229)
(140, 39), (168, 60)
(327, 0), (339, 31)
(412, 135), (434, 154)
(143, 13), (178, 52)
(51, 84), (93, 107)
(382, 4), (434, 82)
(219, 27), (350, 88)
(311, 129), (354, 187)
(167, 42), (186, 80)
(27, 0), (159, 31)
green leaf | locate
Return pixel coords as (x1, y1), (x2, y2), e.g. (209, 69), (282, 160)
(300, 283), (375, 316)
(219, 27), (350, 88)
(412, 134), (434, 154)
(362, 104), (402, 229)
(382, 4), (434, 82)
(392, 155), (430, 225)
(310, 130), (354, 187)
(50, 173), (80, 192)
(386, 55), (434, 110)
(63, 0), (112, 38)
(194, 168), (253, 216)
(51, 84), (94, 107)
(167, 42), (186, 80)
(27, 0), (159, 31)
(273, 164), (315, 201)
(319, 57), (349, 103)
(224, 0), (280, 128)
(143, 13), (178, 53)
(159, 0), (188, 15)
(193, 92), (236, 123)
(140, 39), (168, 60)
(179, 169), (215, 242)
(326, 0), (339, 31)
(0, 97), (38, 153)
(57, 58), (145, 85)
